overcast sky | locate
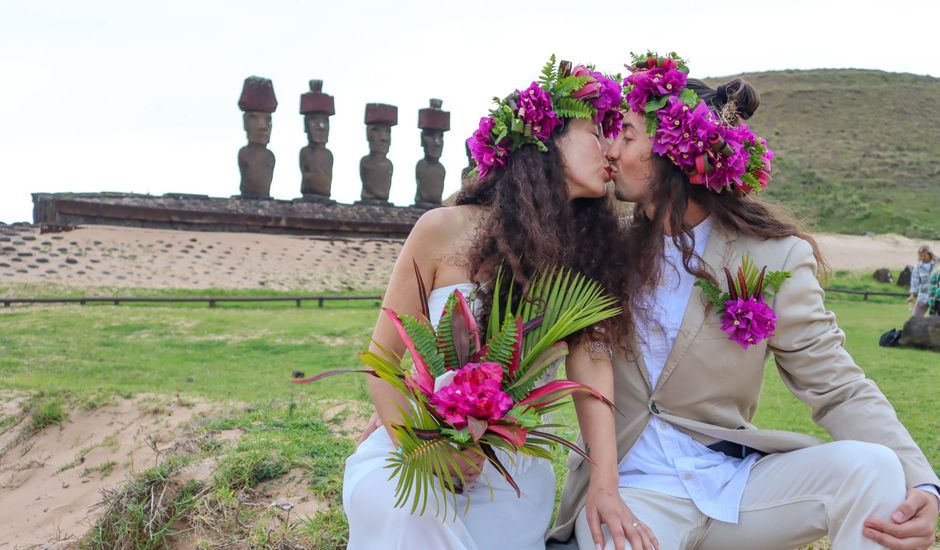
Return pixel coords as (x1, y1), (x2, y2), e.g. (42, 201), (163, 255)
(1, 0), (937, 223)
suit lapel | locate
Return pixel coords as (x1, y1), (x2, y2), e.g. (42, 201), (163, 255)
(629, 331), (652, 389)
(653, 224), (738, 392)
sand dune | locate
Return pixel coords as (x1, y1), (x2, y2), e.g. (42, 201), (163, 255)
(0, 224), (400, 292)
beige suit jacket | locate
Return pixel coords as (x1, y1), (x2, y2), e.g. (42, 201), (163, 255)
(550, 225), (939, 542)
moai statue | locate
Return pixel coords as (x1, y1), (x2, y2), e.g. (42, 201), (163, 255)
(358, 103), (398, 206)
(237, 76), (278, 199)
(414, 99), (450, 209)
(460, 140), (477, 187)
(298, 80), (335, 203)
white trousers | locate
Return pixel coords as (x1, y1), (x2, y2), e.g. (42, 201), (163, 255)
(575, 441), (907, 550)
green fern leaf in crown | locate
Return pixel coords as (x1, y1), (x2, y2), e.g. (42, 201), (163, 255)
(741, 171), (761, 193)
(539, 54), (558, 91)
(554, 97), (594, 120)
(552, 75), (592, 97)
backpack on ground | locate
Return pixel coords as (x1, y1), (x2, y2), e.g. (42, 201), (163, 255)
(879, 328), (902, 347)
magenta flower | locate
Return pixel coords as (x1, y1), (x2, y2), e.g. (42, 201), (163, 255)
(652, 97), (712, 170)
(588, 70), (624, 139)
(429, 362), (514, 428)
(720, 297), (777, 349)
(624, 64), (687, 113)
(516, 82), (561, 141)
(466, 116), (508, 180)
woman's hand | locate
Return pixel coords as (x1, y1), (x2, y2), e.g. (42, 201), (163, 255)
(444, 445), (486, 490)
(356, 413), (383, 447)
(357, 414), (484, 489)
(584, 480), (659, 550)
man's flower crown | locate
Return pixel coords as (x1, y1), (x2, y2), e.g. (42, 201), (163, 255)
(467, 55), (624, 180)
(624, 51), (773, 194)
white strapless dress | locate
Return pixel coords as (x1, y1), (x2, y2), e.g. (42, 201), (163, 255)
(343, 283), (557, 550)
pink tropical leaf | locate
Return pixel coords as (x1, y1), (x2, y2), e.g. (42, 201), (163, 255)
(291, 369), (377, 384)
(724, 267), (738, 300)
(528, 430), (593, 464)
(487, 423), (528, 447)
(413, 259), (430, 321)
(521, 316), (543, 336)
(383, 308), (435, 396)
(454, 291), (481, 354)
(508, 317), (523, 378)
(481, 443), (520, 497)
(467, 416), (488, 442)
(516, 380), (613, 412)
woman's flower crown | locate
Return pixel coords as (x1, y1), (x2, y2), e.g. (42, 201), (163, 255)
(467, 55), (624, 180)
(624, 51), (773, 194)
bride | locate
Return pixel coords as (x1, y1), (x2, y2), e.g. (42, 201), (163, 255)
(342, 59), (634, 549)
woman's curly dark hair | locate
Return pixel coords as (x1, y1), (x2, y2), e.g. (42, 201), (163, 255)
(455, 127), (633, 345)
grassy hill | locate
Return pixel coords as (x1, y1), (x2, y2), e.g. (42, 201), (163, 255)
(706, 69), (940, 238)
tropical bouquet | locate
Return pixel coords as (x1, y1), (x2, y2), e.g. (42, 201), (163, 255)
(295, 263), (620, 517)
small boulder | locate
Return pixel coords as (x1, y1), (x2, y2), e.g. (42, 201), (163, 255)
(873, 268), (893, 284)
(898, 316), (940, 350)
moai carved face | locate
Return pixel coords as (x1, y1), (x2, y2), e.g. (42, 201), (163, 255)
(244, 112), (272, 145)
(305, 113), (330, 145)
(421, 130), (443, 160)
(367, 124), (391, 155)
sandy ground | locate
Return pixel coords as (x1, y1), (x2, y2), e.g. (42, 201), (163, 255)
(0, 392), (368, 548)
(0, 392), (218, 548)
(2, 224), (938, 292)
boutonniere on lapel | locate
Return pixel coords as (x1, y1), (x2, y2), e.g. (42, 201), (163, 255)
(694, 255), (791, 349)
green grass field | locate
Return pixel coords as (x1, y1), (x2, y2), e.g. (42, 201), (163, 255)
(1, 279), (937, 547)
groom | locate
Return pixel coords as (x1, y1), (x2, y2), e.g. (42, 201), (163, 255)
(550, 55), (939, 550)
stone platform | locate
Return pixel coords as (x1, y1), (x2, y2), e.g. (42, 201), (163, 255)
(32, 192), (428, 238)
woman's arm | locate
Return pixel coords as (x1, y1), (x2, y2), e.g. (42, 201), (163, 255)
(367, 212), (445, 438)
(567, 335), (658, 550)
(363, 209), (487, 482)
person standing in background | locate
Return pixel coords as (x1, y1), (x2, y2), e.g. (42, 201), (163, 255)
(907, 245), (937, 317)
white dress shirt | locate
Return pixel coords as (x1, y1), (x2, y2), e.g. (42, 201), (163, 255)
(618, 217), (761, 524)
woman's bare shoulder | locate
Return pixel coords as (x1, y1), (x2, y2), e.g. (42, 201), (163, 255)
(409, 205), (487, 246)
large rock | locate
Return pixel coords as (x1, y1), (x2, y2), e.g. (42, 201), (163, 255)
(873, 268), (893, 284)
(898, 316), (940, 350)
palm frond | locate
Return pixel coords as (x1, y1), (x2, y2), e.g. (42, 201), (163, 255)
(513, 269), (621, 376)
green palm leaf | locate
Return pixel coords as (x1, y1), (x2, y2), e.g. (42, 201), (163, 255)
(386, 404), (483, 518)
(510, 269), (620, 378)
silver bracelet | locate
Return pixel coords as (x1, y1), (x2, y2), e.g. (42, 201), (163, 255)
(590, 339), (613, 358)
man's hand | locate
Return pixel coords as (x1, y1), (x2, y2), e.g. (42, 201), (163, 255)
(864, 488), (939, 550)
(584, 482), (659, 550)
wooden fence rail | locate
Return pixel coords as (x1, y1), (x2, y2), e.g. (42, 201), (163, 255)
(0, 288), (908, 308)
(1, 295), (382, 308)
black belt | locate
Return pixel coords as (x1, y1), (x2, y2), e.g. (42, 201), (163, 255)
(706, 440), (762, 459)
